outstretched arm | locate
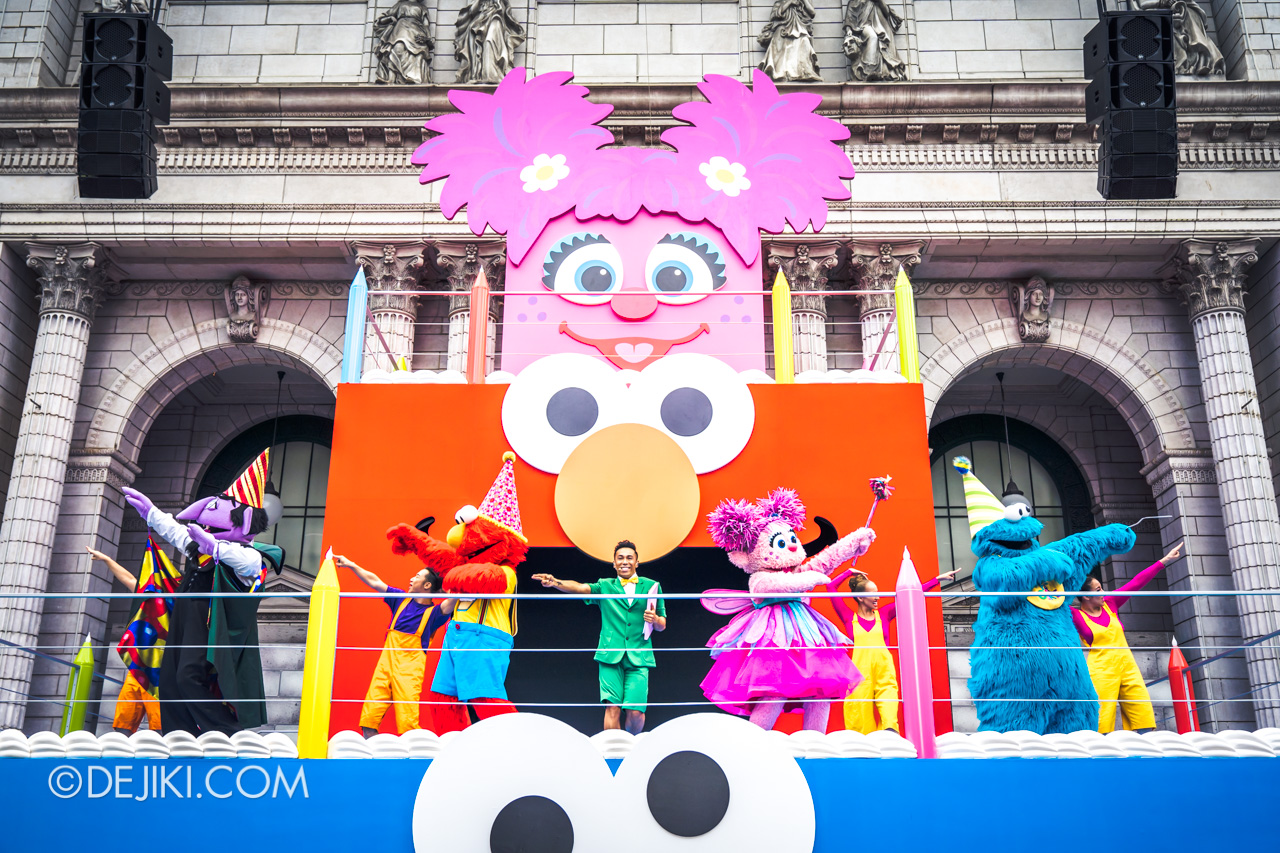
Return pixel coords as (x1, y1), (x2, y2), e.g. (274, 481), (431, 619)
(334, 555), (389, 594)
(531, 574), (591, 594)
(86, 546), (137, 590)
(804, 527), (876, 578)
(750, 570), (832, 595)
(1108, 542), (1181, 611)
(1043, 524), (1137, 590)
(387, 523), (464, 572)
(973, 552), (1071, 612)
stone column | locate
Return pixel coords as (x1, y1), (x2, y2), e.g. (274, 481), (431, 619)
(0, 243), (112, 730)
(849, 241), (924, 372)
(765, 241), (840, 374)
(1142, 451), (1254, 729)
(1174, 238), (1280, 727)
(434, 242), (505, 375)
(352, 242), (428, 373)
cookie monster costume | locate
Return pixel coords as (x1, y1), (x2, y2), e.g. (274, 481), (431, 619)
(954, 457), (1136, 734)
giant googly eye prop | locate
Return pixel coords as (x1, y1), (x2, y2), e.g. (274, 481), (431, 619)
(412, 714), (614, 853)
(455, 505), (478, 525)
(645, 233), (728, 305)
(612, 713), (815, 851)
(542, 233), (624, 305)
(629, 354), (754, 474)
(502, 354), (631, 474)
(1003, 502), (1033, 522)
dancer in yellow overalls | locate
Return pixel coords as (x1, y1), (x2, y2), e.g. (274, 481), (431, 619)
(336, 555), (449, 735)
(1073, 541), (1183, 733)
(830, 569), (953, 733)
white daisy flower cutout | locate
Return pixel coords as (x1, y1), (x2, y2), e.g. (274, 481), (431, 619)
(520, 153), (570, 193)
(699, 156), (751, 197)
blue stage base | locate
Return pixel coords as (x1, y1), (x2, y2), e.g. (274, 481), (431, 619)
(8, 757), (1275, 852)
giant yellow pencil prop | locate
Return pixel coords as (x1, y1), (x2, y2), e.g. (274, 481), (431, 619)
(297, 548), (340, 759)
(893, 266), (921, 382)
(771, 270), (795, 384)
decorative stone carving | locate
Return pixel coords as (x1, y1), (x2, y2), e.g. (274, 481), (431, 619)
(454, 0), (526, 85)
(433, 241), (505, 374)
(374, 0), (435, 85)
(842, 0), (907, 82)
(758, 0), (821, 83)
(93, 0), (149, 12)
(24, 243), (114, 321)
(1126, 0), (1224, 77)
(223, 275), (269, 343)
(1010, 275), (1054, 343)
(848, 240), (923, 313)
(766, 241), (840, 374)
(353, 242), (429, 371)
(1171, 239), (1259, 320)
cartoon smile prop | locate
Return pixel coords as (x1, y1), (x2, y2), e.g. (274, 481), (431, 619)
(559, 321), (710, 370)
(501, 352), (753, 561)
(412, 712), (816, 853)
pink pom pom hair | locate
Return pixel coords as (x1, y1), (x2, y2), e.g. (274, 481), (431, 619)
(707, 488), (809, 553)
(412, 68), (854, 265)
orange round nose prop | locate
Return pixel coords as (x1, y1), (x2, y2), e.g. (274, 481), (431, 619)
(554, 423), (700, 562)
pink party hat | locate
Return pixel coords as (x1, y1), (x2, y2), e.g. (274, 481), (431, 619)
(479, 451), (526, 542)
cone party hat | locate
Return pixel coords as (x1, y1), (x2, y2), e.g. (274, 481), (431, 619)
(479, 451), (526, 542)
(952, 456), (1004, 538)
(225, 448), (269, 509)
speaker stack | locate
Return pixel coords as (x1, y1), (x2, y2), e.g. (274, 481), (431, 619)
(1083, 9), (1178, 200)
(77, 13), (172, 199)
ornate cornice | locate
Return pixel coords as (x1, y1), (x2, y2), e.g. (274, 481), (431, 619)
(1171, 238), (1261, 320)
(65, 449), (142, 490)
(1140, 449), (1217, 495)
(24, 242), (116, 321)
(912, 279), (1178, 298)
(121, 280), (348, 298)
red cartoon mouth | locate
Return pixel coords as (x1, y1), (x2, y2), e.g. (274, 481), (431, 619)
(559, 322), (709, 370)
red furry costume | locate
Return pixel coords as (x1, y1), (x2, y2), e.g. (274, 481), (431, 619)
(387, 453), (529, 733)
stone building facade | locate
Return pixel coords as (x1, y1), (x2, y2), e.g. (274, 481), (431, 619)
(2, 0), (1280, 734)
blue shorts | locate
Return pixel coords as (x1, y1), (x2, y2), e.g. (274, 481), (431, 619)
(431, 621), (514, 702)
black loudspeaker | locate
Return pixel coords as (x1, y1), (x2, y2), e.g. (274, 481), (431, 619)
(77, 13), (171, 199)
(1083, 10), (1178, 200)
(82, 13), (172, 76)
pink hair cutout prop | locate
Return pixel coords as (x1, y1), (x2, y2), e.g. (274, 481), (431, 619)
(413, 69), (854, 374)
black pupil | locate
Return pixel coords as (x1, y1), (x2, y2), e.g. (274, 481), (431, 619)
(655, 265), (688, 292)
(490, 796), (574, 853)
(646, 751), (730, 837)
(580, 265), (613, 292)
(546, 387), (598, 437)
(659, 387), (713, 437)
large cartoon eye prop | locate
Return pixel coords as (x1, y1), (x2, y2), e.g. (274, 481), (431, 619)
(501, 354), (631, 474)
(645, 233), (728, 306)
(1003, 502), (1033, 522)
(455, 505), (478, 525)
(543, 233), (624, 306)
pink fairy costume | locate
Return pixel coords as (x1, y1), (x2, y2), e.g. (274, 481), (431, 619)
(702, 488), (875, 732)
(412, 68), (854, 374)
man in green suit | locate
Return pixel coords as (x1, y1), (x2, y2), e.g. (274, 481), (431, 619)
(533, 540), (666, 733)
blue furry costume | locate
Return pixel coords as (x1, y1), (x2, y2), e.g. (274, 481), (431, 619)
(961, 468), (1136, 733)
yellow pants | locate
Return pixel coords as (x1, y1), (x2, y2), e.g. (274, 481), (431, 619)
(113, 671), (161, 733)
(1090, 650), (1156, 733)
(843, 648), (899, 733)
(359, 630), (426, 733)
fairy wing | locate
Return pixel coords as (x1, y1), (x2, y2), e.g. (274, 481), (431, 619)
(700, 590), (754, 615)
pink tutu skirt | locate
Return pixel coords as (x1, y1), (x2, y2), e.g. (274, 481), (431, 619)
(700, 599), (862, 716)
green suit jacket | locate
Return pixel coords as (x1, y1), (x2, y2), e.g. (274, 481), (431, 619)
(586, 577), (665, 668)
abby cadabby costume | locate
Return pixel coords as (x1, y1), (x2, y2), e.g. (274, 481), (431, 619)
(701, 488), (875, 732)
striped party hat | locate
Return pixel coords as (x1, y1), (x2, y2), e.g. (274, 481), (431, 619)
(952, 456), (1004, 538)
(225, 448), (269, 509)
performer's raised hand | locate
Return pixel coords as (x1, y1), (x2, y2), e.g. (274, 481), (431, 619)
(187, 523), (219, 559)
(121, 487), (155, 521)
(531, 573), (560, 589)
(1161, 541), (1184, 565)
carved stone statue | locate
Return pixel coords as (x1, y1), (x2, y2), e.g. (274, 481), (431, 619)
(758, 0), (822, 83)
(93, 0), (149, 12)
(1010, 275), (1054, 343)
(1127, 0), (1224, 77)
(455, 0), (526, 85)
(843, 0), (907, 82)
(224, 275), (268, 343)
(374, 0), (435, 85)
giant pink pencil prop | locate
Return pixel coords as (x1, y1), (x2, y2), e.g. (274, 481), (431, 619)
(896, 546), (937, 758)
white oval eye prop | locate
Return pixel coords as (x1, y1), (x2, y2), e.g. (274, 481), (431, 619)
(455, 505), (479, 525)
(629, 354), (754, 474)
(501, 353), (632, 474)
(645, 233), (727, 305)
(412, 714), (614, 853)
(543, 233), (625, 306)
(612, 713), (815, 852)
(1003, 502), (1033, 522)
